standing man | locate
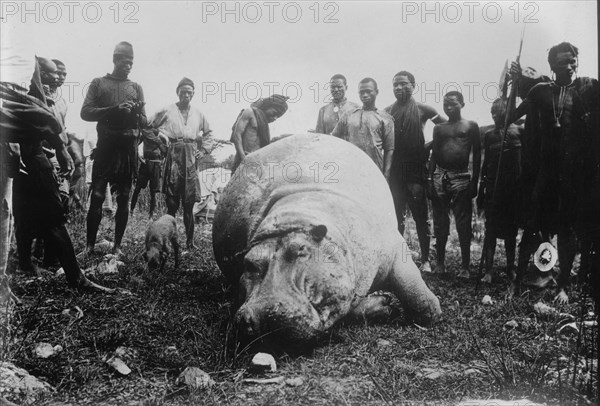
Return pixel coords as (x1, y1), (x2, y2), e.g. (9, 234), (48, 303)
(158, 78), (212, 250)
(510, 42), (599, 303)
(428, 91), (481, 278)
(331, 78), (394, 181)
(477, 99), (522, 284)
(81, 41), (146, 256)
(385, 71), (446, 273)
(2, 57), (111, 292)
(230, 94), (289, 172)
(315, 74), (359, 134)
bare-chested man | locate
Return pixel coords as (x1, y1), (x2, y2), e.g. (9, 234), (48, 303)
(315, 74), (359, 134)
(428, 91), (481, 277)
(230, 94), (289, 172)
(385, 71), (446, 273)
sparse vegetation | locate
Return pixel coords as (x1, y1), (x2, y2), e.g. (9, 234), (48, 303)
(2, 190), (597, 405)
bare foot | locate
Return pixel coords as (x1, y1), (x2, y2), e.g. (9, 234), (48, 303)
(420, 261), (432, 273)
(186, 243), (198, 250)
(77, 277), (115, 294)
(554, 289), (569, 305)
(112, 246), (123, 257)
(506, 282), (518, 300)
(433, 263), (446, 274)
(481, 273), (492, 284)
(457, 267), (470, 279)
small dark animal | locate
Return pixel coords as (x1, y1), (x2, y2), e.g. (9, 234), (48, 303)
(144, 214), (179, 271)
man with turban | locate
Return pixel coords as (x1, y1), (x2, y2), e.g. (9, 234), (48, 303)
(230, 94), (289, 171)
(157, 77), (212, 250)
(81, 41), (147, 256)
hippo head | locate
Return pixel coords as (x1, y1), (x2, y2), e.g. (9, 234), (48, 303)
(235, 224), (355, 351)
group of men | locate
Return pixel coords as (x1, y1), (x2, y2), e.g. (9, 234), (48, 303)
(313, 41), (598, 304)
(1, 40), (597, 306)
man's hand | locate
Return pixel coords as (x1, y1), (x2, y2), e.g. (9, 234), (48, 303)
(56, 145), (75, 179)
(117, 101), (134, 114)
(509, 61), (521, 80)
(194, 149), (205, 159)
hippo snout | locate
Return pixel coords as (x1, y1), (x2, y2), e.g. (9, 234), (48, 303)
(234, 298), (323, 348)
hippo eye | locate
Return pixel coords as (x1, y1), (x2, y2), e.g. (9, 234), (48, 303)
(244, 259), (265, 277)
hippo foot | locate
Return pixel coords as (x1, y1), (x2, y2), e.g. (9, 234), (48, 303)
(348, 293), (396, 323)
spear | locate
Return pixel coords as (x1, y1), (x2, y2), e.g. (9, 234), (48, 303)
(477, 25), (526, 284)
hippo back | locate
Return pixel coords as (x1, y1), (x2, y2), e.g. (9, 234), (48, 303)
(213, 133), (398, 283)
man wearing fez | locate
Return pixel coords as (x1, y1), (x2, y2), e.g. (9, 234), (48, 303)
(230, 94), (290, 172)
(157, 77), (212, 250)
(315, 74), (359, 134)
(81, 41), (147, 256)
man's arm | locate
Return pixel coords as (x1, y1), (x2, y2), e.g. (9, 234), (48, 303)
(382, 116), (395, 182)
(136, 84), (148, 128)
(81, 78), (134, 122)
(476, 131), (489, 214)
(470, 121), (482, 198)
(231, 109), (253, 161)
(330, 113), (347, 140)
(426, 126), (439, 198)
(315, 106), (326, 134)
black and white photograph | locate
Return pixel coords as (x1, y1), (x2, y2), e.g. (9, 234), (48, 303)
(0, 1), (598, 404)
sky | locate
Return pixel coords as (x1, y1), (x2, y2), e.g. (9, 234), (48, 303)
(1, 1), (598, 142)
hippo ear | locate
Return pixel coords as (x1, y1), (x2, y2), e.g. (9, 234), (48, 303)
(310, 224), (328, 242)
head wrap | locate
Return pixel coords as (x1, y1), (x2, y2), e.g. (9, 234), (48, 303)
(252, 94), (289, 116)
(176, 77), (195, 92)
(113, 41), (134, 59)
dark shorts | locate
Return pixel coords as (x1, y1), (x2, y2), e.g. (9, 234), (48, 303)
(138, 160), (163, 192)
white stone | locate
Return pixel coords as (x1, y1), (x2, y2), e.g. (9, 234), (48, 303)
(376, 339), (392, 347)
(558, 322), (579, 336)
(285, 377), (304, 387)
(251, 352), (276, 373)
(176, 367), (215, 389)
(481, 295), (494, 305)
(106, 356), (131, 376)
(34, 342), (57, 358)
(504, 320), (518, 329)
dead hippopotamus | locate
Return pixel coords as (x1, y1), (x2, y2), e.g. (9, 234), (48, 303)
(213, 133), (441, 349)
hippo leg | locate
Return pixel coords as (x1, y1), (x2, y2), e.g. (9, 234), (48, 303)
(386, 242), (441, 325)
(348, 293), (395, 323)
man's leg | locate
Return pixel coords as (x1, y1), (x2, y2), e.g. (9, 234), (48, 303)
(555, 227), (577, 304)
(113, 181), (132, 254)
(505, 230), (517, 280)
(391, 180), (408, 235)
(45, 224), (113, 292)
(406, 182), (431, 271)
(183, 202), (196, 249)
(130, 182), (143, 213)
(482, 226), (496, 283)
(166, 194), (180, 217)
(86, 177), (108, 252)
(453, 188), (473, 278)
(149, 192), (157, 218)
(431, 194), (449, 273)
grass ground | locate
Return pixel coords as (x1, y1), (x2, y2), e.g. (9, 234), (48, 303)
(1, 190), (597, 405)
